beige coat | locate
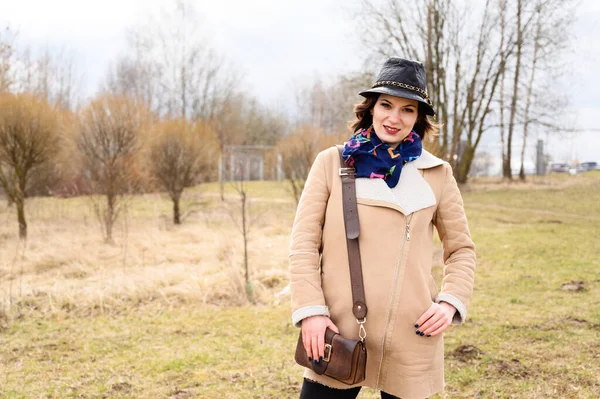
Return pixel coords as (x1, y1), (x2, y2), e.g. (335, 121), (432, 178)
(289, 146), (476, 399)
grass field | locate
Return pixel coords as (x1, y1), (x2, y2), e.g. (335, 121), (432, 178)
(1, 172), (599, 398)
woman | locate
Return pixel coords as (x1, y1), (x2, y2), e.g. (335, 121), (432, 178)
(289, 57), (476, 399)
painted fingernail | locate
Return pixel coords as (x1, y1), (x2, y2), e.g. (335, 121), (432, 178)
(420, 332), (425, 336)
(313, 359), (319, 364)
(416, 330), (421, 335)
(308, 357), (312, 362)
(319, 356), (323, 361)
(414, 323), (419, 328)
(427, 334), (431, 337)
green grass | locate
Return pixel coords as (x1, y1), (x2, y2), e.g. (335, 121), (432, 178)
(1, 175), (600, 398)
(1, 305), (301, 398)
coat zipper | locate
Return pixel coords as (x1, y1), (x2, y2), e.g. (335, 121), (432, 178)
(376, 212), (414, 389)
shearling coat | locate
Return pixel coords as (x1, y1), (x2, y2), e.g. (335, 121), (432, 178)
(289, 146), (476, 399)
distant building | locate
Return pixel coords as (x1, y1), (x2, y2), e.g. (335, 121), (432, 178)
(221, 145), (283, 181)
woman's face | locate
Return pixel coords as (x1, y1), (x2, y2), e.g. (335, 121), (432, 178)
(371, 94), (419, 149)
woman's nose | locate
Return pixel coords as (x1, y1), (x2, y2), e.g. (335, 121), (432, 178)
(387, 110), (401, 123)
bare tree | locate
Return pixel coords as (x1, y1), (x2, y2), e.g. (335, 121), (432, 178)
(147, 118), (218, 224)
(357, 0), (576, 183)
(225, 172), (264, 304)
(230, 176), (253, 304)
(0, 27), (18, 93)
(498, 0), (508, 179)
(278, 125), (343, 204)
(0, 28), (81, 200)
(454, 0), (507, 182)
(518, 0), (541, 181)
(359, 0), (508, 182)
(77, 95), (147, 243)
(293, 72), (373, 135)
(0, 93), (61, 238)
(103, 32), (161, 116)
(517, 0), (574, 180)
(19, 47), (80, 111)
(504, 0), (524, 180)
(0, 25), (81, 111)
(104, 0), (235, 121)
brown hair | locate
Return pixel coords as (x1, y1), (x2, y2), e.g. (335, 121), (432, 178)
(349, 94), (439, 141)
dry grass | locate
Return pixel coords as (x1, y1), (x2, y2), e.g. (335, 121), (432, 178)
(0, 175), (599, 398)
(0, 189), (294, 320)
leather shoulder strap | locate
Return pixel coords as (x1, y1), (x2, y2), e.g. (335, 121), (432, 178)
(336, 145), (367, 320)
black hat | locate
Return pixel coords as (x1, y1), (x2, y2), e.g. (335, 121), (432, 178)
(359, 57), (435, 116)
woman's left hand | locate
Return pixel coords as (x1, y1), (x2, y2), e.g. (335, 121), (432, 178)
(414, 302), (456, 337)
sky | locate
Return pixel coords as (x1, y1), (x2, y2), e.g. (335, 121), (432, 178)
(2, 0), (599, 170)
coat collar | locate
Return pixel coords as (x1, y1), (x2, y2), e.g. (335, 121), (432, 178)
(354, 150), (446, 215)
(410, 149), (446, 170)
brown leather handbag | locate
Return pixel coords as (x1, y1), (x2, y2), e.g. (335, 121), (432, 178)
(294, 146), (368, 385)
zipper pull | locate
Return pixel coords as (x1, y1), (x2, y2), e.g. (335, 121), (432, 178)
(405, 213), (413, 241)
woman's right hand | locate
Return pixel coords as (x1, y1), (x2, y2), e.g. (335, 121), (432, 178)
(301, 315), (339, 363)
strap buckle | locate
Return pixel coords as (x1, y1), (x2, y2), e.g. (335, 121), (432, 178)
(357, 318), (367, 342)
(339, 167), (355, 176)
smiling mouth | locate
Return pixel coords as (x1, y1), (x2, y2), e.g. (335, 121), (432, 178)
(383, 125), (400, 135)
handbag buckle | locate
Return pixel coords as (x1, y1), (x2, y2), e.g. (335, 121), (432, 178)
(339, 167), (355, 176)
(323, 343), (332, 362)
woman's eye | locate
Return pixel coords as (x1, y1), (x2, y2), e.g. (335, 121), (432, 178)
(380, 103), (391, 108)
(404, 108), (415, 113)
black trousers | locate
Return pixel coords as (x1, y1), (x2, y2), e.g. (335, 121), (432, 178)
(299, 378), (400, 399)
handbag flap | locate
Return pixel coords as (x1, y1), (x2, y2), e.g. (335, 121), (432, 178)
(294, 328), (363, 380)
(323, 333), (361, 380)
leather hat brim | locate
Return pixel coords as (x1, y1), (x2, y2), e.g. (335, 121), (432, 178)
(359, 86), (435, 116)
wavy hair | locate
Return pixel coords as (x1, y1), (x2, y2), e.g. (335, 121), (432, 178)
(349, 94), (439, 141)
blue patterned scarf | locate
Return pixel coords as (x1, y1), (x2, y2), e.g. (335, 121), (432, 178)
(342, 126), (422, 188)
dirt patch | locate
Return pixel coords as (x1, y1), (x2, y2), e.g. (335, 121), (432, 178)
(562, 316), (588, 325)
(63, 269), (89, 279)
(560, 280), (585, 292)
(492, 217), (525, 224)
(0, 310), (9, 331)
(169, 388), (193, 399)
(111, 382), (132, 392)
(489, 358), (529, 379)
(449, 344), (482, 361)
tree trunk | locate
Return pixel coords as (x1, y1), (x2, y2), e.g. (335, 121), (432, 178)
(450, 59), (461, 164)
(15, 176), (27, 239)
(16, 197), (27, 239)
(173, 195), (181, 225)
(219, 179), (225, 202)
(499, 0), (507, 180)
(518, 123), (528, 180)
(289, 178), (301, 205)
(219, 144), (225, 202)
(519, 0), (543, 182)
(505, 0), (523, 181)
(518, 162), (526, 180)
(105, 192), (115, 243)
(457, 144), (476, 184)
(241, 190), (254, 303)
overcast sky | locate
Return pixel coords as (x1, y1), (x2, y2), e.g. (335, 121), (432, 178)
(2, 0), (599, 166)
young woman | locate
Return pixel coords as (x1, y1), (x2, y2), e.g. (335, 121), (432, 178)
(289, 57), (476, 399)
